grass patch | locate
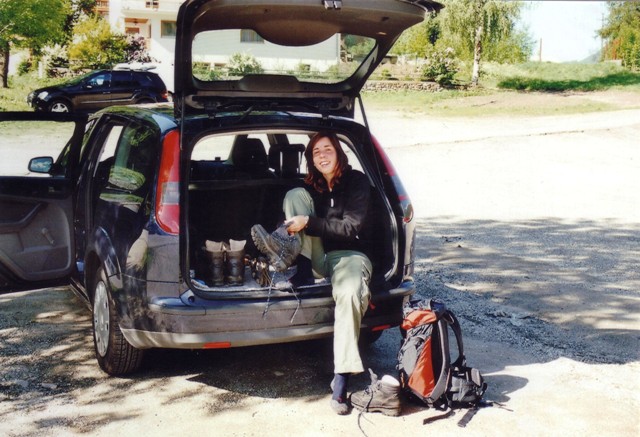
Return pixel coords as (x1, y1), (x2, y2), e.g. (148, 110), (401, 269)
(0, 74), (64, 112)
(364, 62), (640, 116)
(488, 61), (640, 92)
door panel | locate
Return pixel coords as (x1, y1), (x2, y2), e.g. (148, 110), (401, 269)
(0, 113), (87, 292)
(0, 193), (72, 282)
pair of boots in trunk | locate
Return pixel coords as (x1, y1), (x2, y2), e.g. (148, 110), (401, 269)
(205, 239), (246, 286)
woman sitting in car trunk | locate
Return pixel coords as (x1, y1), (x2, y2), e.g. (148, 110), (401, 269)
(253, 132), (372, 415)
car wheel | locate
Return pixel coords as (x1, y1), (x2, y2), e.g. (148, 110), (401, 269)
(48, 100), (71, 113)
(137, 98), (155, 105)
(92, 266), (144, 375)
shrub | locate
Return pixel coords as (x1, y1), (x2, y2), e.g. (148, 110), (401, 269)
(227, 53), (263, 76)
(421, 47), (458, 85)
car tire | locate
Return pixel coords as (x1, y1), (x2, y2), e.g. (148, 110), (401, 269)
(92, 266), (144, 375)
(48, 100), (72, 113)
(136, 98), (155, 105)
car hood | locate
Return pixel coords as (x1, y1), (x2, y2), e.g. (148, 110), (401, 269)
(174, 0), (442, 118)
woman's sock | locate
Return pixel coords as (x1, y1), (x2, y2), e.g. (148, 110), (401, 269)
(331, 373), (349, 402)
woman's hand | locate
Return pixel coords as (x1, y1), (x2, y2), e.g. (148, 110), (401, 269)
(286, 215), (309, 234)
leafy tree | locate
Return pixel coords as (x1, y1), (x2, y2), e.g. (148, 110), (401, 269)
(393, 12), (441, 59)
(600, 2), (640, 71)
(64, 0), (98, 41)
(0, 0), (70, 87)
(393, 0), (532, 86)
(68, 16), (128, 70)
(438, 0), (532, 86)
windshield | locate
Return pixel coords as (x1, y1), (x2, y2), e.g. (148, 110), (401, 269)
(192, 30), (376, 84)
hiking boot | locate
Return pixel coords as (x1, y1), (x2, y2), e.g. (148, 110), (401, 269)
(349, 369), (401, 417)
(250, 256), (271, 287)
(251, 223), (301, 272)
(225, 239), (246, 285)
(204, 240), (225, 286)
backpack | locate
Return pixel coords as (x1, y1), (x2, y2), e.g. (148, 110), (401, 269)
(397, 298), (487, 410)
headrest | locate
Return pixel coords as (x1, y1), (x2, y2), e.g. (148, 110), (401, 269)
(268, 143), (305, 177)
(230, 137), (268, 171)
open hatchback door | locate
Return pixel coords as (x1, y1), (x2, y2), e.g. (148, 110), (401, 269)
(174, 0), (442, 117)
(0, 113), (87, 292)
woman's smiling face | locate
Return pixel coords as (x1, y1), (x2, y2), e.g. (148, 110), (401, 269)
(312, 137), (338, 182)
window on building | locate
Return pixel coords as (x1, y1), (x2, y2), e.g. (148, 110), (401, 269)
(161, 21), (177, 38)
(240, 29), (264, 43)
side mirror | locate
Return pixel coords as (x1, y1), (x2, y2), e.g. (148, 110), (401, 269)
(28, 156), (54, 174)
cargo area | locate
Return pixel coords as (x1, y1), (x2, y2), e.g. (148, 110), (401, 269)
(185, 131), (396, 292)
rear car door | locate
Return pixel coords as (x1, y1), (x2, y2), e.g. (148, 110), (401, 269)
(109, 71), (137, 105)
(0, 113), (87, 292)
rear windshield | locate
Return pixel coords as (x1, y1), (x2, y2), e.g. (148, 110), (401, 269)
(192, 30), (375, 84)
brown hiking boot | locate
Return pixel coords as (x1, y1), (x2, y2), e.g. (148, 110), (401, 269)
(349, 369), (401, 417)
(251, 223), (301, 272)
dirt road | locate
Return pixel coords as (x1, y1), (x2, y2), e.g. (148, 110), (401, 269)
(1, 99), (639, 436)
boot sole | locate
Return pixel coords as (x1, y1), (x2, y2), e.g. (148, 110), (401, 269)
(352, 404), (401, 417)
(251, 225), (288, 271)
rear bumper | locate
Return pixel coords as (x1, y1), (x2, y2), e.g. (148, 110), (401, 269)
(120, 280), (415, 349)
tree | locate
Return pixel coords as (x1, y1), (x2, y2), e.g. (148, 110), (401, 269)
(439, 0), (531, 86)
(0, 0), (70, 87)
(600, 2), (640, 71)
(68, 16), (128, 70)
(393, 14), (441, 59)
(64, 0), (98, 41)
(394, 1), (532, 86)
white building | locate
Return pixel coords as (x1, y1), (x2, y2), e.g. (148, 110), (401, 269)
(105, 0), (340, 91)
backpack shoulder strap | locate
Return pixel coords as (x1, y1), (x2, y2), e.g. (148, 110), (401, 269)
(426, 317), (452, 406)
(444, 310), (466, 368)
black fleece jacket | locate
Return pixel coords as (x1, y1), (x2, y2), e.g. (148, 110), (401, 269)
(305, 167), (371, 254)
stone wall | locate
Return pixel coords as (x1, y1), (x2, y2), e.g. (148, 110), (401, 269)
(363, 80), (443, 92)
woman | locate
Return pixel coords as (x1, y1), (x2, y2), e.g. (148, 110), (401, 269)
(282, 132), (373, 415)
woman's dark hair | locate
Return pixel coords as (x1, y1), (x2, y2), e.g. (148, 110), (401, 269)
(303, 132), (349, 192)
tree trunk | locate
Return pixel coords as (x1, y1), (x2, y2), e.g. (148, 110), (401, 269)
(0, 42), (9, 88)
(471, 1), (485, 87)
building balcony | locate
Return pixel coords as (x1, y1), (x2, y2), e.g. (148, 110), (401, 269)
(121, 0), (184, 13)
(96, 0), (109, 14)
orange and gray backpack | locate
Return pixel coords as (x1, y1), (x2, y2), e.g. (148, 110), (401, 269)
(397, 298), (487, 411)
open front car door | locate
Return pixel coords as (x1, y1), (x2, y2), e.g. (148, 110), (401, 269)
(0, 113), (87, 292)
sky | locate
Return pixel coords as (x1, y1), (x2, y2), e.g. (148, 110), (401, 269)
(520, 1), (608, 62)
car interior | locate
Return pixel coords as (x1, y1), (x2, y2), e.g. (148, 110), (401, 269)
(186, 130), (396, 292)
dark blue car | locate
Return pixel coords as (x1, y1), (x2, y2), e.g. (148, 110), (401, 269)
(27, 68), (169, 113)
(0, 0), (442, 375)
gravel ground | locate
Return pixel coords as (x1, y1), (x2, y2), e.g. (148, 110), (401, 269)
(1, 95), (639, 436)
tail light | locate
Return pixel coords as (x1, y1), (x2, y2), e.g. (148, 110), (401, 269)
(371, 135), (414, 223)
(155, 129), (180, 234)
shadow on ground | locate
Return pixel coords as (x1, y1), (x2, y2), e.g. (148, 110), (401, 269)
(1, 215), (638, 432)
(413, 216), (640, 366)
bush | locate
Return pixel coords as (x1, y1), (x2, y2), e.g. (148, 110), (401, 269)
(421, 47), (458, 86)
(68, 16), (128, 70)
(227, 53), (263, 76)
